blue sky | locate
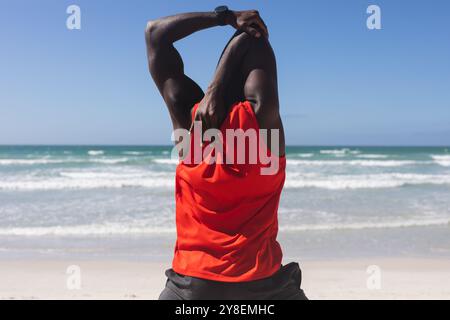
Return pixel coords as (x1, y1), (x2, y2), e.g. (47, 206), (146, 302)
(0, 0), (449, 145)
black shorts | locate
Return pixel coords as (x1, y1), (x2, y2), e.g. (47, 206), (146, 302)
(159, 262), (307, 300)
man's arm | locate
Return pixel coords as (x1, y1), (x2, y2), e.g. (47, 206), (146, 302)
(196, 32), (285, 155)
(145, 10), (268, 130)
(243, 36), (285, 156)
(194, 31), (254, 132)
(145, 13), (219, 130)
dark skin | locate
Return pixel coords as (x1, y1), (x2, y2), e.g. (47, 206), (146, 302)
(145, 10), (285, 155)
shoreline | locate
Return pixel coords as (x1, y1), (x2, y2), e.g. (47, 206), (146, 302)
(1, 257), (449, 300)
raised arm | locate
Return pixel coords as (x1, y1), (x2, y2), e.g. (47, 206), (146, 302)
(243, 35), (285, 155)
(145, 9), (268, 130)
(145, 13), (217, 130)
(193, 30), (284, 155)
(194, 31), (255, 132)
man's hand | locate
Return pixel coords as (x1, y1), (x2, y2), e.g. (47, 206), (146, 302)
(226, 10), (269, 38)
(191, 86), (226, 134)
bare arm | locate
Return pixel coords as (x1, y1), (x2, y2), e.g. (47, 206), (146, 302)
(197, 32), (285, 155)
(145, 10), (268, 130)
(243, 36), (285, 155)
(145, 13), (220, 129)
(194, 31), (254, 131)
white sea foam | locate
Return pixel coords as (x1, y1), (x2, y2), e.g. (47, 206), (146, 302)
(153, 158), (179, 165)
(60, 171), (144, 179)
(279, 218), (450, 232)
(296, 153), (314, 158)
(0, 157), (129, 166)
(320, 149), (360, 155)
(89, 158), (130, 164)
(3, 171), (449, 191)
(432, 155), (450, 167)
(88, 150), (104, 156)
(0, 223), (175, 237)
(357, 154), (389, 159)
(123, 151), (146, 155)
(0, 159), (65, 165)
(0, 176), (174, 191)
(0, 217), (447, 237)
(284, 173), (450, 190)
(287, 159), (421, 167)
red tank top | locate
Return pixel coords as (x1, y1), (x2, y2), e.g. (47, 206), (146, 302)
(172, 100), (286, 282)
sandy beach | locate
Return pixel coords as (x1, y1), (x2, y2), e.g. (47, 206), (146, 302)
(1, 258), (449, 300)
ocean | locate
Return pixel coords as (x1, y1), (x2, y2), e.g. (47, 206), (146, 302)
(0, 146), (449, 261)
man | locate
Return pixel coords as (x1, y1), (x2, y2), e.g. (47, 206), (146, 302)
(145, 6), (307, 300)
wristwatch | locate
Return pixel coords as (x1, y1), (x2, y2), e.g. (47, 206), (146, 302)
(215, 5), (230, 26)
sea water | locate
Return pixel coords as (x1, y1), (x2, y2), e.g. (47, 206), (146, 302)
(0, 146), (449, 260)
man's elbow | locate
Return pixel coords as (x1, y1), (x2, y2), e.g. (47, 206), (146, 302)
(145, 20), (163, 47)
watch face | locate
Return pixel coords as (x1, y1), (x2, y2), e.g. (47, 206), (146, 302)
(215, 5), (228, 13)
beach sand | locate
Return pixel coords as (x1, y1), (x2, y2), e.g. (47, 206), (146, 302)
(1, 258), (449, 300)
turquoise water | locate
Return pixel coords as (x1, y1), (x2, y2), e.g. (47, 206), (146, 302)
(0, 146), (449, 259)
